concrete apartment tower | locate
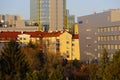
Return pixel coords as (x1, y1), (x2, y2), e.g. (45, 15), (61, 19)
(77, 9), (120, 62)
(30, 0), (66, 31)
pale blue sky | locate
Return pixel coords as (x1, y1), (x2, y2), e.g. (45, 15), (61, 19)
(0, 0), (120, 20)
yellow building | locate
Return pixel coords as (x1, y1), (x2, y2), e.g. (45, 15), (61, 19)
(42, 31), (72, 60)
(72, 35), (80, 60)
(73, 23), (79, 34)
(16, 31), (80, 61)
(59, 31), (72, 60)
(0, 31), (80, 61)
(17, 34), (31, 44)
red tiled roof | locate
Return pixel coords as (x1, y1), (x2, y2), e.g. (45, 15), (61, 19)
(24, 31), (44, 38)
(0, 31), (21, 40)
(72, 34), (79, 39)
(24, 31), (62, 38)
(0, 31), (65, 41)
(42, 31), (62, 37)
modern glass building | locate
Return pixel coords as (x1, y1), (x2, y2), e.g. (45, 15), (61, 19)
(30, 0), (66, 31)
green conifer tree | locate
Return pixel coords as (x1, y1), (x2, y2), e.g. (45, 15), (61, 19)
(97, 49), (109, 80)
(0, 40), (29, 80)
(112, 50), (120, 79)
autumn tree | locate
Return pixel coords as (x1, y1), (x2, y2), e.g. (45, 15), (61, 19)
(40, 53), (65, 80)
(0, 40), (29, 80)
(27, 41), (36, 49)
(36, 50), (45, 70)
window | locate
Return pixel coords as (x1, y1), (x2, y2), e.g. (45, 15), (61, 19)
(72, 48), (74, 52)
(66, 51), (69, 54)
(107, 27), (110, 32)
(66, 51), (69, 58)
(72, 39), (75, 41)
(98, 28), (100, 32)
(95, 32), (97, 35)
(118, 36), (120, 40)
(72, 44), (75, 46)
(104, 28), (107, 32)
(111, 45), (114, 49)
(108, 45), (110, 50)
(119, 26), (120, 31)
(23, 38), (26, 40)
(66, 36), (70, 39)
(94, 49), (97, 51)
(114, 27), (118, 31)
(107, 36), (110, 41)
(98, 36), (100, 41)
(111, 36), (114, 40)
(101, 36), (103, 41)
(115, 45), (118, 49)
(86, 29), (91, 31)
(20, 38), (22, 40)
(66, 46), (70, 49)
(111, 27), (114, 31)
(66, 41), (69, 44)
(103, 36), (106, 41)
(98, 45), (101, 49)
(103, 44), (107, 49)
(86, 44), (91, 47)
(36, 38), (39, 40)
(101, 28), (104, 32)
(118, 45), (120, 49)
(98, 53), (101, 58)
(101, 45), (104, 49)
(86, 37), (92, 39)
(94, 41), (97, 43)
(114, 36), (118, 40)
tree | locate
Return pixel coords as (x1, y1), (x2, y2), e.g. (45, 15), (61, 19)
(0, 40), (29, 80)
(40, 53), (65, 80)
(36, 50), (45, 70)
(27, 41), (36, 49)
(72, 59), (80, 69)
(97, 50), (120, 80)
(49, 65), (65, 80)
(26, 71), (40, 80)
(88, 63), (98, 80)
(112, 50), (120, 79)
(97, 49), (110, 80)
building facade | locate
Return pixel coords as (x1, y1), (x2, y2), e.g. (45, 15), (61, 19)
(42, 31), (72, 60)
(77, 9), (120, 61)
(72, 35), (80, 60)
(0, 26), (38, 32)
(66, 9), (75, 33)
(68, 15), (75, 33)
(0, 14), (25, 27)
(0, 31), (80, 60)
(30, 0), (66, 31)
